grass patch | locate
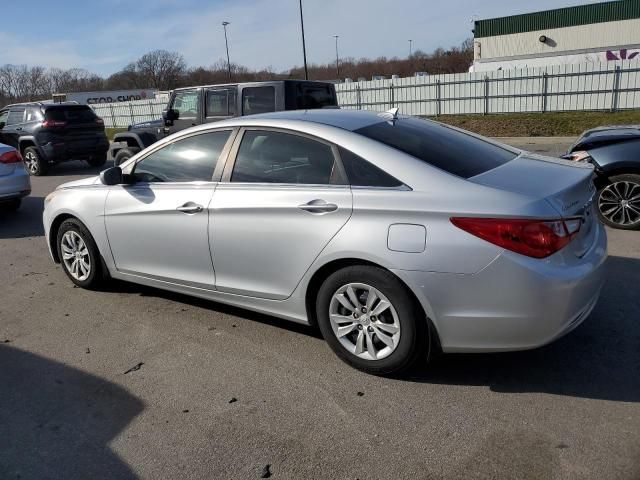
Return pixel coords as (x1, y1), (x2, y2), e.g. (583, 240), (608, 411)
(427, 111), (640, 137)
(105, 128), (127, 141)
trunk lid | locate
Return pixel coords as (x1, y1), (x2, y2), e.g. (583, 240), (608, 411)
(470, 153), (597, 257)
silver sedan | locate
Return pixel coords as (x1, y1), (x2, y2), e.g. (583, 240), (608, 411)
(0, 143), (31, 211)
(43, 110), (607, 374)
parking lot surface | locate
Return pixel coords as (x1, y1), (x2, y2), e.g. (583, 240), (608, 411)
(1, 138), (639, 480)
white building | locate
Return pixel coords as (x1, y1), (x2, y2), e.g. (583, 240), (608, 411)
(471, 0), (640, 72)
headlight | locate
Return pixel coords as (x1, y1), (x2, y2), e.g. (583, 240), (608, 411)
(565, 151), (592, 162)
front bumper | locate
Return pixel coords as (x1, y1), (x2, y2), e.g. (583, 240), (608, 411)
(394, 222), (608, 353)
(0, 165), (31, 200)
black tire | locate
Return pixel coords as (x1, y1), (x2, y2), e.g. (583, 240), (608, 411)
(87, 153), (107, 167)
(316, 265), (428, 375)
(596, 173), (640, 230)
(114, 147), (141, 166)
(56, 218), (106, 289)
(23, 146), (48, 176)
(0, 198), (21, 211)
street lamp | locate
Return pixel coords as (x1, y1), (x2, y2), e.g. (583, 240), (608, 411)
(222, 21), (232, 82)
(409, 39), (413, 57)
(298, 0), (309, 80)
(333, 35), (340, 79)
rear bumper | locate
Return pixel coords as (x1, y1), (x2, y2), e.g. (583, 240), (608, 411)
(394, 222), (608, 352)
(40, 137), (109, 162)
(0, 165), (31, 200)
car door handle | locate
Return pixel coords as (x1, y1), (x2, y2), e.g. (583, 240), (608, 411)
(176, 202), (203, 214)
(298, 200), (338, 214)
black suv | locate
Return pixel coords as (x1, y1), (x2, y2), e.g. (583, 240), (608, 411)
(110, 80), (338, 165)
(0, 102), (109, 176)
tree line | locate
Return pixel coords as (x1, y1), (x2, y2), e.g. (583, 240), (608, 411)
(0, 39), (472, 106)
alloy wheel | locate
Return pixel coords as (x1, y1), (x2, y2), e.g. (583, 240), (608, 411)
(60, 231), (92, 281)
(24, 151), (38, 175)
(598, 180), (640, 227)
(329, 283), (401, 361)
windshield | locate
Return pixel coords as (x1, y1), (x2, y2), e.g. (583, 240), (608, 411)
(355, 117), (518, 178)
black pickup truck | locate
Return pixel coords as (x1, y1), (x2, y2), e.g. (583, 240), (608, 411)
(110, 80), (339, 165)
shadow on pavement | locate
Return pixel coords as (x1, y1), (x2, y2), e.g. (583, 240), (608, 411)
(0, 196), (45, 239)
(404, 255), (640, 402)
(0, 345), (144, 480)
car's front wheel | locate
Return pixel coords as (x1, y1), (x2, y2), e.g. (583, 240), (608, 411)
(114, 147), (141, 166)
(596, 174), (640, 230)
(56, 218), (105, 289)
(316, 265), (428, 375)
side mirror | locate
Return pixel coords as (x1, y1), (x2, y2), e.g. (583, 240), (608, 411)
(0, 121), (5, 129)
(162, 108), (179, 124)
(100, 166), (123, 185)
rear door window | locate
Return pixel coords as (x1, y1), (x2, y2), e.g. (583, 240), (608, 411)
(355, 118), (518, 178)
(206, 89), (236, 117)
(7, 108), (25, 125)
(25, 108), (43, 122)
(242, 87), (275, 115)
(231, 130), (343, 185)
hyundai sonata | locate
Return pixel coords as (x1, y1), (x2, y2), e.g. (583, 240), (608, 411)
(43, 109), (607, 374)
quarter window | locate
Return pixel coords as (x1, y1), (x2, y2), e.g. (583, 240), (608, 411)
(7, 109), (25, 125)
(338, 147), (403, 188)
(25, 108), (42, 122)
(242, 87), (275, 115)
(172, 90), (199, 119)
(231, 130), (342, 185)
(133, 131), (231, 183)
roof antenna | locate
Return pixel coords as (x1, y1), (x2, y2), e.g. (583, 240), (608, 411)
(379, 107), (399, 122)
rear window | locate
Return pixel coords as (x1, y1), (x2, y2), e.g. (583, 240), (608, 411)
(45, 106), (97, 123)
(355, 118), (518, 178)
(289, 83), (337, 109)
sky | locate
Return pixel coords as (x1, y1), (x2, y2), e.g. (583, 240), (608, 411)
(0, 0), (590, 76)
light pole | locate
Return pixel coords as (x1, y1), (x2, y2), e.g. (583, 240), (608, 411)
(333, 35), (340, 79)
(409, 39), (413, 58)
(298, 0), (309, 80)
(222, 21), (231, 82)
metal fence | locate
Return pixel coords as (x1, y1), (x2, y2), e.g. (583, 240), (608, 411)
(90, 61), (640, 127)
(335, 60), (640, 116)
(91, 94), (169, 128)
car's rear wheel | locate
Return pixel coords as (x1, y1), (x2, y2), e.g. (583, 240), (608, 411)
(596, 174), (640, 230)
(56, 218), (105, 289)
(87, 154), (107, 167)
(23, 147), (48, 176)
(316, 265), (428, 375)
(114, 147), (141, 166)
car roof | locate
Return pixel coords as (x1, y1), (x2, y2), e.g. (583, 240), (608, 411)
(173, 79), (335, 92)
(243, 109), (389, 131)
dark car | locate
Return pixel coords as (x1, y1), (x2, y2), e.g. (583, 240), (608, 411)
(564, 125), (640, 230)
(110, 80), (338, 165)
(0, 102), (109, 176)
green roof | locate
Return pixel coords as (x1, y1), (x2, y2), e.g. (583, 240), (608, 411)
(475, 0), (640, 38)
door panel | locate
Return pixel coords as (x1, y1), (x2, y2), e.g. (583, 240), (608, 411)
(210, 184), (352, 299)
(105, 184), (216, 288)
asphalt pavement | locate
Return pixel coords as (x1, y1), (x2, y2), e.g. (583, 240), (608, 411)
(0, 138), (639, 480)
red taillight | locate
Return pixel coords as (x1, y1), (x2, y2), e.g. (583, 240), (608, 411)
(95, 117), (104, 125)
(450, 217), (581, 258)
(0, 150), (23, 164)
(42, 119), (68, 128)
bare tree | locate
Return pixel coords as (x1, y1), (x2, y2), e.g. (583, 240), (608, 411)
(135, 50), (186, 90)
